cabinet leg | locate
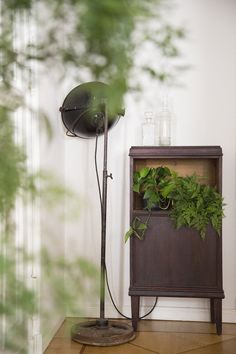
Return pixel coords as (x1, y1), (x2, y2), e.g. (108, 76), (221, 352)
(214, 298), (222, 335)
(131, 296), (140, 331)
(210, 298), (222, 334)
(210, 298), (215, 323)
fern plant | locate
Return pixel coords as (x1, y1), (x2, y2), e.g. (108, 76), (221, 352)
(165, 174), (224, 239)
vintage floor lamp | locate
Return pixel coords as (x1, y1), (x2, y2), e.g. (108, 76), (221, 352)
(59, 81), (135, 346)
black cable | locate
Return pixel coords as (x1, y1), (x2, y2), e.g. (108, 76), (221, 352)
(139, 297), (158, 319)
(94, 137), (158, 320)
(105, 263), (158, 320)
(105, 263), (131, 320)
(94, 134), (103, 213)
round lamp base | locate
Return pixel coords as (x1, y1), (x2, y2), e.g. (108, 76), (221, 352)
(71, 320), (135, 346)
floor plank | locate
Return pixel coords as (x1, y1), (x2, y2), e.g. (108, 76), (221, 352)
(44, 319), (236, 354)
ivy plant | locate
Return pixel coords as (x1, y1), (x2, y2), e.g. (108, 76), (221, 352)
(133, 166), (172, 210)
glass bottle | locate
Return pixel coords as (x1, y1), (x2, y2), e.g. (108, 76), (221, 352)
(158, 98), (172, 146)
(142, 112), (155, 146)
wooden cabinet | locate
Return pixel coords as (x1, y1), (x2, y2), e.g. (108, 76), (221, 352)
(129, 146), (224, 334)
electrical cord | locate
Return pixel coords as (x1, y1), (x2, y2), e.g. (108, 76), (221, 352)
(105, 264), (158, 320)
(95, 134), (103, 216)
(94, 136), (158, 320)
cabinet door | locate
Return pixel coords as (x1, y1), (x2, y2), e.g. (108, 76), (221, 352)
(130, 214), (223, 295)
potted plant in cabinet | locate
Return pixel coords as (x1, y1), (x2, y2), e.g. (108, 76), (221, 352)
(126, 166), (224, 241)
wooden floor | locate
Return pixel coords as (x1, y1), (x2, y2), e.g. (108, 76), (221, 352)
(44, 318), (236, 354)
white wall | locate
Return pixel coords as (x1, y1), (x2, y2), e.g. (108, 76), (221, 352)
(64, 0), (236, 323)
(38, 73), (66, 349)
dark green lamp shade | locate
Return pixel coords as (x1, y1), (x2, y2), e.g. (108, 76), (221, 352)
(60, 81), (124, 138)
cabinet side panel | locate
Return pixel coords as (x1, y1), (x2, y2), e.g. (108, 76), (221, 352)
(129, 155), (135, 286)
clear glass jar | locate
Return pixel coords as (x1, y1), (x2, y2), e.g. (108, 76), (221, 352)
(142, 112), (155, 146)
(157, 98), (172, 146)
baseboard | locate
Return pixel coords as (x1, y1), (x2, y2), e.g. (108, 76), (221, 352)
(222, 309), (236, 323)
(67, 305), (236, 324)
(42, 317), (65, 352)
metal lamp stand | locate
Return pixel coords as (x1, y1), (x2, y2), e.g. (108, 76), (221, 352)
(70, 106), (135, 346)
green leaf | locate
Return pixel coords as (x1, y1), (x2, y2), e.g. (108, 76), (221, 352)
(161, 182), (175, 198)
(139, 167), (150, 178)
(125, 215), (150, 242)
(137, 222), (148, 231)
(133, 183), (140, 193)
(143, 189), (154, 200)
(125, 228), (134, 242)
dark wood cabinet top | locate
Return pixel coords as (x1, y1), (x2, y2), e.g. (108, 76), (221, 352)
(129, 146), (222, 157)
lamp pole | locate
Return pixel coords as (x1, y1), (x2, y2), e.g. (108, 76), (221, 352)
(99, 101), (109, 326)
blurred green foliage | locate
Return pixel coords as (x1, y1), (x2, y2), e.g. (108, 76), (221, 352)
(0, 1), (186, 352)
(0, 108), (26, 217)
(1, 0), (186, 112)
